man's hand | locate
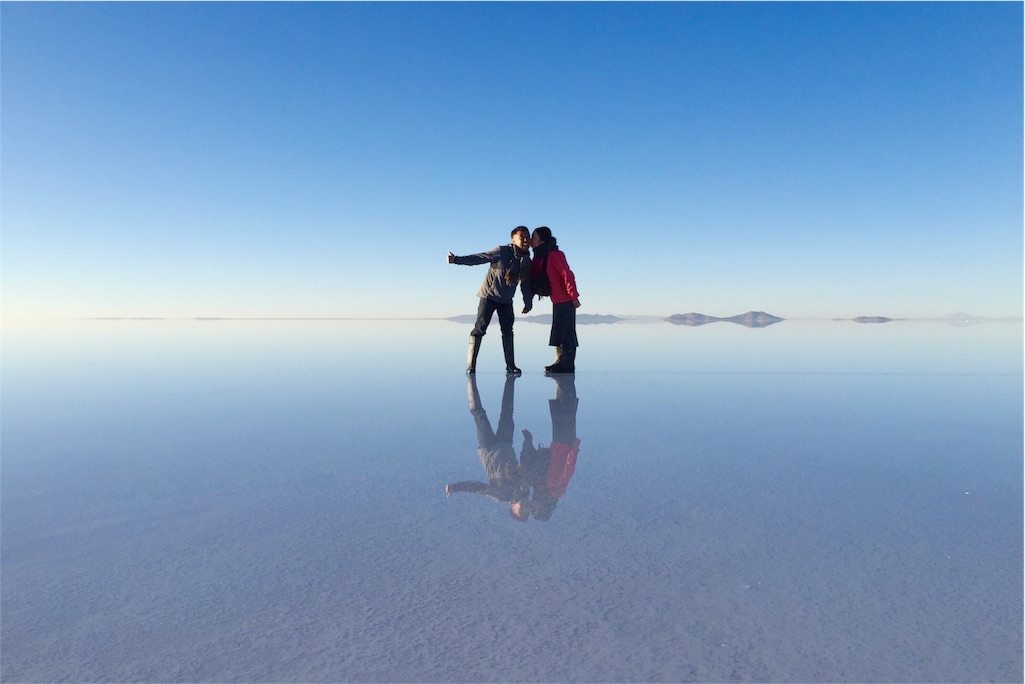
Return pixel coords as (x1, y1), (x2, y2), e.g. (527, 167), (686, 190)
(447, 251), (455, 264)
(522, 301), (533, 314)
(445, 484), (453, 497)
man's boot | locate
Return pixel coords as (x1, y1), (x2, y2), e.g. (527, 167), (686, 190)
(546, 346), (575, 374)
(466, 335), (482, 375)
(502, 334), (521, 375)
(544, 346), (563, 374)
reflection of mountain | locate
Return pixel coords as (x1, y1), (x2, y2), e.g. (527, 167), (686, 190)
(665, 312), (719, 327)
(665, 311), (784, 328)
(526, 314), (622, 325)
(447, 314), (623, 325)
(936, 312), (1011, 327)
(945, 312), (983, 323)
(446, 311), (1024, 327)
(725, 311), (784, 328)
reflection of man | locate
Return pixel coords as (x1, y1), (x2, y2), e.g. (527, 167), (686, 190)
(445, 375), (530, 520)
(520, 374), (580, 521)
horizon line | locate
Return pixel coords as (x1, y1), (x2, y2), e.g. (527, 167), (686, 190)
(72, 313), (1024, 323)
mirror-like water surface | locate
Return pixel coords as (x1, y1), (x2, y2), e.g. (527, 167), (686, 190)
(2, 320), (1021, 682)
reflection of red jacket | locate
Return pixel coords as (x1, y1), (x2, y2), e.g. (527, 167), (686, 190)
(532, 249), (579, 304)
(547, 439), (581, 498)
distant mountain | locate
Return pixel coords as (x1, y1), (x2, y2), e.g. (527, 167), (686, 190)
(666, 311), (784, 328)
(852, 316), (893, 323)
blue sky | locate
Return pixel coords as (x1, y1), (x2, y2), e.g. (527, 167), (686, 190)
(2, 2), (1022, 321)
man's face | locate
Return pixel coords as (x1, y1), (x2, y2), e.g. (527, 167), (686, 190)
(512, 230), (530, 251)
(511, 500), (529, 520)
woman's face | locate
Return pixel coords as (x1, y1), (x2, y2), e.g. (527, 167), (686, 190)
(530, 232), (542, 248)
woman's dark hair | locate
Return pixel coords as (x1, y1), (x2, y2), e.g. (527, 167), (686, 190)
(532, 496), (557, 521)
(534, 226), (552, 243)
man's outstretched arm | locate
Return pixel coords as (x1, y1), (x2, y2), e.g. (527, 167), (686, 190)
(447, 247), (501, 266)
(445, 481), (498, 500)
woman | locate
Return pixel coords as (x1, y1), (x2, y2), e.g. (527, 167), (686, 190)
(529, 226), (581, 374)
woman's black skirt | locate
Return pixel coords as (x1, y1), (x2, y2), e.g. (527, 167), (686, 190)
(549, 301), (579, 348)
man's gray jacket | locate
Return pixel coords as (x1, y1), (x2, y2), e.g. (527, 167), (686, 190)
(453, 244), (533, 308)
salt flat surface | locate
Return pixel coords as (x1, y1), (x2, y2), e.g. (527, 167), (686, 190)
(2, 319), (1022, 682)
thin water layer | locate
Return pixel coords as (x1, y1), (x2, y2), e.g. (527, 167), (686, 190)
(2, 320), (1021, 682)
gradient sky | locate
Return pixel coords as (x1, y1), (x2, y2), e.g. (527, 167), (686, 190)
(2, 2), (1022, 321)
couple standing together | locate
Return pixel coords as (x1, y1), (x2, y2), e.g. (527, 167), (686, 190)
(447, 225), (580, 375)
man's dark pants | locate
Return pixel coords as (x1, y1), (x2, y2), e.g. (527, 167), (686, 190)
(472, 297), (514, 338)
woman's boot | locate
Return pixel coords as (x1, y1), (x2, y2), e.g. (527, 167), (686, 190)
(544, 346), (563, 374)
(546, 347), (575, 374)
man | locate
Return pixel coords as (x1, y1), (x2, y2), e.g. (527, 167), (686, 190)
(447, 226), (533, 375)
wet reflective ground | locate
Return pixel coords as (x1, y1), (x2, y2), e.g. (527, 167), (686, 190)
(2, 319), (1022, 682)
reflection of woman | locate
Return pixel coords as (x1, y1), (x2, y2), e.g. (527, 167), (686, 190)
(445, 376), (530, 520)
(529, 226), (580, 374)
(520, 375), (580, 521)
